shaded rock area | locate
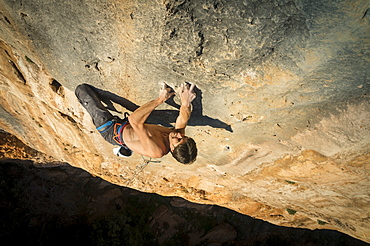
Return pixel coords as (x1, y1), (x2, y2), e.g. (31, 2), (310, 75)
(0, 132), (368, 246)
(0, 0), (369, 243)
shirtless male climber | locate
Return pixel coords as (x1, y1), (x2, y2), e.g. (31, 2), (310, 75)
(75, 82), (197, 164)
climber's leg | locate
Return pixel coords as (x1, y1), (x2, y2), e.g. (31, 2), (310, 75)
(75, 84), (113, 127)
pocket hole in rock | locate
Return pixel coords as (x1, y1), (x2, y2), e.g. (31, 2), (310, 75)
(50, 79), (65, 97)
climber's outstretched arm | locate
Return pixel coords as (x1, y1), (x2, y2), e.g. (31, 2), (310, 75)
(127, 83), (174, 158)
(175, 83), (196, 131)
(128, 83), (174, 125)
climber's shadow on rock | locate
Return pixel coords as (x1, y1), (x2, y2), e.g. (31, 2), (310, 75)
(91, 84), (233, 132)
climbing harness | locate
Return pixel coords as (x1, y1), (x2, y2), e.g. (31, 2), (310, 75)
(112, 121), (129, 145)
(96, 120), (114, 134)
(97, 112), (160, 185)
(113, 112), (130, 149)
(96, 112), (131, 148)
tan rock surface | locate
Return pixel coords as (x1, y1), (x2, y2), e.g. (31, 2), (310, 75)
(0, 0), (369, 243)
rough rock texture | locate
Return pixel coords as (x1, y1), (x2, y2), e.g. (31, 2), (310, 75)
(0, 0), (369, 243)
(0, 163), (365, 245)
(0, 132), (368, 245)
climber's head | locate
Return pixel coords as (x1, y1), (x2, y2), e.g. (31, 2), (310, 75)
(169, 129), (197, 164)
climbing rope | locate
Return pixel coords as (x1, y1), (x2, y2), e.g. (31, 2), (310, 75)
(125, 155), (161, 186)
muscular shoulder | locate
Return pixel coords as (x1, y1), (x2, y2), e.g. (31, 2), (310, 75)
(125, 124), (170, 136)
(145, 124), (172, 134)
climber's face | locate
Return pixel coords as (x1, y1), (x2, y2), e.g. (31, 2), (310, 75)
(169, 130), (188, 152)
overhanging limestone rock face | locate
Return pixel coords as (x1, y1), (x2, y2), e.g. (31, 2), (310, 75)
(0, 0), (369, 242)
(161, 0), (309, 82)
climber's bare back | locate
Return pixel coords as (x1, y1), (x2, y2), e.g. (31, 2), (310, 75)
(123, 123), (172, 158)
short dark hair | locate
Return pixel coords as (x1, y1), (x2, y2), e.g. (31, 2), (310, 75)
(171, 138), (197, 164)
